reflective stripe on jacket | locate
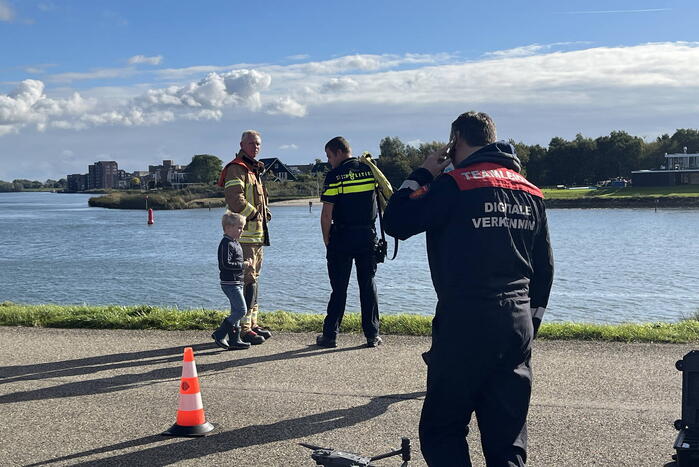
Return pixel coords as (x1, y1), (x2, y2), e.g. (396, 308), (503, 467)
(221, 152), (270, 246)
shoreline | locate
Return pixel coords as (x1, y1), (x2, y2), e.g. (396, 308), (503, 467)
(544, 196), (699, 208)
(270, 197), (321, 206)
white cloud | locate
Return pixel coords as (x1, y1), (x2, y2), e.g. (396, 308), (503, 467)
(128, 55), (163, 66)
(0, 80), (93, 133)
(289, 53), (454, 75)
(289, 42), (699, 111)
(265, 97), (307, 117)
(0, 69), (274, 132)
(279, 143), (298, 150)
(320, 77), (359, 93)
(153, 63), (260, 81)
(82, 69), (273, 126)
(286, 54), (310, 61)
(4, 43), (699, 142)
(485, 44), (548, 59)
(0, 0), (15, 21)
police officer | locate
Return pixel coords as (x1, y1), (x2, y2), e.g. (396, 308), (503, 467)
(383, 112), (554, 466)
(316, 136), (382, 348)
(218, 129), (273, 345)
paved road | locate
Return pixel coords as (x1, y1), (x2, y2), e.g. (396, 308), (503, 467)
(0, 326), (690, 466)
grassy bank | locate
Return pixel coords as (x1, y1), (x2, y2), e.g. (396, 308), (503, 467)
(542, 186), (699, 208)
(88, 188), (225, 210)
(543, 186), (699, 199)
(2, 303), (699, 343)
(89, 190), (321, 210)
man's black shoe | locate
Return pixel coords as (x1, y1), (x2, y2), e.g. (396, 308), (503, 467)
(366, 336), (383, 348)
(315, 335), (337, 348)
(242, 330), (265, 345)
(252, 326), (272, 339)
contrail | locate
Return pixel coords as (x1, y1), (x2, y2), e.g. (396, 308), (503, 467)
(562, 8), (671, 15)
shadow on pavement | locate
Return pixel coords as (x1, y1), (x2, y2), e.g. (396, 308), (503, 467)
(0, 342), (215, 383)
(30, 391), (425, 466)
(0, 343), (368, 404)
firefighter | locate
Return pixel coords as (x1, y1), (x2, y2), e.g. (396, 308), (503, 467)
(217, 130), (273, 345)
(383, 112), (554, 466)
(316, 136), (382, 348)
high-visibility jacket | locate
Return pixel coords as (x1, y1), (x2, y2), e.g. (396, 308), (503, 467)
(218, 152), (270, 246)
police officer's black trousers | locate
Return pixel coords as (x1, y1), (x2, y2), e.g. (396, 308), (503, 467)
(323, 247), (379, 339)
(419, 309), (532, 467)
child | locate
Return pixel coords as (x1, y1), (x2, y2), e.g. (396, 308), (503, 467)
(212, 211), (252, 350)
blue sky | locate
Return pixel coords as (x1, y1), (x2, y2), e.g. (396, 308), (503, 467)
(1, 0), (699, 180)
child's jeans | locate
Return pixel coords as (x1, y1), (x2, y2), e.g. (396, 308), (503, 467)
(221, 284), (247, 326)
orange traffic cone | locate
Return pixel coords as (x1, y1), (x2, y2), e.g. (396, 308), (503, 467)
(162, 347), (214, 436)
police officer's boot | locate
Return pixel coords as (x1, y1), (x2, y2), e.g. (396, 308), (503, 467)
(211, 318), (233, 350)
(226, 327), (251, 350)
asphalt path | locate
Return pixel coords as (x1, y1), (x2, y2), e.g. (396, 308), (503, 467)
(0, 326), (691, 466)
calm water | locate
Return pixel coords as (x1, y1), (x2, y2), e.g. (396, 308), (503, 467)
(1, 192), (697, 324)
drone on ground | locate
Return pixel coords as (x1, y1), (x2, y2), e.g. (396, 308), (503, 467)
(300, 438), (411, 467)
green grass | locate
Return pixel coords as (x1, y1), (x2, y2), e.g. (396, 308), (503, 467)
(543, 186), (699, 199)
(1, 302), (698, 343)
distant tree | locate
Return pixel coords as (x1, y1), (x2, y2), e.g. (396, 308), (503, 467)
(55, 178), (67, 188)
(522, 144), (549, 185)
(12, 179), (32, 189)
(0, 181), (16, 192)
(377, 137), (411, 189)
(416, 141), (443, 164)
(640, 133), (673, 169)
(670, 129), (699, 154)
(131, 177), (141, 188)
(45, 179), (57, 188)
(510, 140), (531, 176)
(595, 131), (643, 179)
(186, 154), (223, 184)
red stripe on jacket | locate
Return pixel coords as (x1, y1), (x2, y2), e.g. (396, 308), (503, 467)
(447, 162), (544, 198)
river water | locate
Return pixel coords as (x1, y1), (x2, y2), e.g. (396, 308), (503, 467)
(1, 192), (697, 324)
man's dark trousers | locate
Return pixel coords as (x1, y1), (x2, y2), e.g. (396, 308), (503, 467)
(419, 301), (533, 466)
(323, 227), (379, 339)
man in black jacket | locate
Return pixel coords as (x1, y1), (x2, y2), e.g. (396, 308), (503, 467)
(384, 112), (554, 466)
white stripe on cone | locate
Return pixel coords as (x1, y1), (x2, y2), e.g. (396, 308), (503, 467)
(181, 361), (197, 379)
(178, 392), (204, 411)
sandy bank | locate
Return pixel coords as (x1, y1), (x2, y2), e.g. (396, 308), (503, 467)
(270, 197), (321, 206)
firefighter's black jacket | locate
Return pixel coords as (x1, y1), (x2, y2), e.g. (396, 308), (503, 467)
(383, 142), (554, 346)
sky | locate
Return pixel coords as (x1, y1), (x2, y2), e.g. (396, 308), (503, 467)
(1, 0), (699, 181)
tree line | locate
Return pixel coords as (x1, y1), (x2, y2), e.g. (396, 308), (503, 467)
(0, 178), (67, 192)
(376, 129), (699, 188)
(3, 128), (697, 193)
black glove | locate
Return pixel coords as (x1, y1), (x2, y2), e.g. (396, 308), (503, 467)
(532, 317), (542, 338)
